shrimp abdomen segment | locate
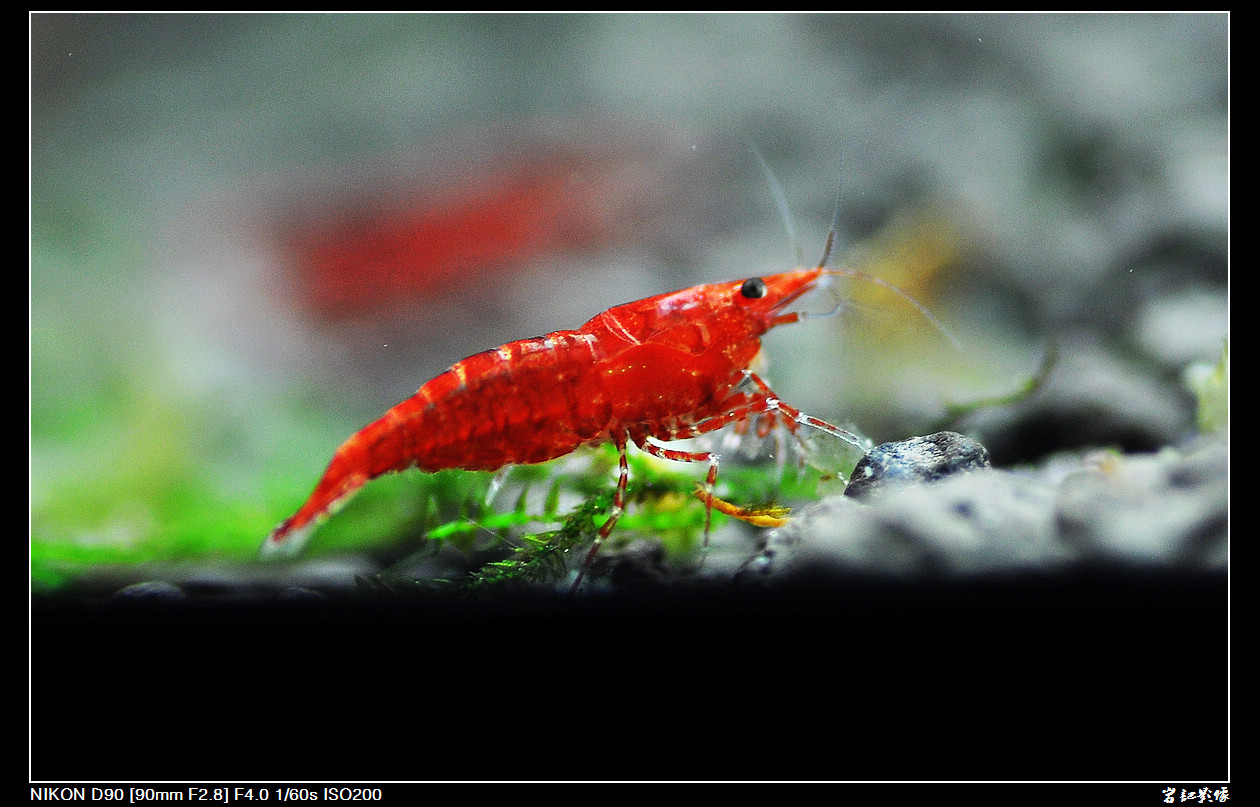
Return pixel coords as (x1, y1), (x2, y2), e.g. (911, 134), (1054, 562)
(404, 331), (613, 469)
(264, 331), (613, 556)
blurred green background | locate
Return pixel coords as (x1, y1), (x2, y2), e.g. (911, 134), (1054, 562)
(31, 14), (1227, 595)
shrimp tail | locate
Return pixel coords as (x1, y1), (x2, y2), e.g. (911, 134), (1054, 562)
(261, 478), (365, 559)
(262, 466), (369, 559)
(261, 415), (394, 558)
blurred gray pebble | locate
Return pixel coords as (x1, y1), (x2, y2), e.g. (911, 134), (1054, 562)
(109, 580), (188, 601)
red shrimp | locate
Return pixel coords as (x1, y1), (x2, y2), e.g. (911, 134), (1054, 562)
(264, 260), (942, 591)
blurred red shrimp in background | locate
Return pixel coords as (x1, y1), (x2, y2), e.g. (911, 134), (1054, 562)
(268, 124), (732, 327)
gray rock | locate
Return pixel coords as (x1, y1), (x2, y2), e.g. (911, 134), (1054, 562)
(1054, 438), (1228, 570)
(751, 436), (1226, 582)
(844, 431), (991, 501)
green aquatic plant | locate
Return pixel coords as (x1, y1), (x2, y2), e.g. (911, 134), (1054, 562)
(366, 442), (838, 593)
(1186, 337), (1228, 436)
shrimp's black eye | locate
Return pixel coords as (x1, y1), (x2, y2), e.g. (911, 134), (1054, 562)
(740, 277), (767, 299)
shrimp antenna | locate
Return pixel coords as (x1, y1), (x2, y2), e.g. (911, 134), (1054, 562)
(809, 161), (963, 352)
(750, 145), (805, 267)
(820, 266), (964, 352)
